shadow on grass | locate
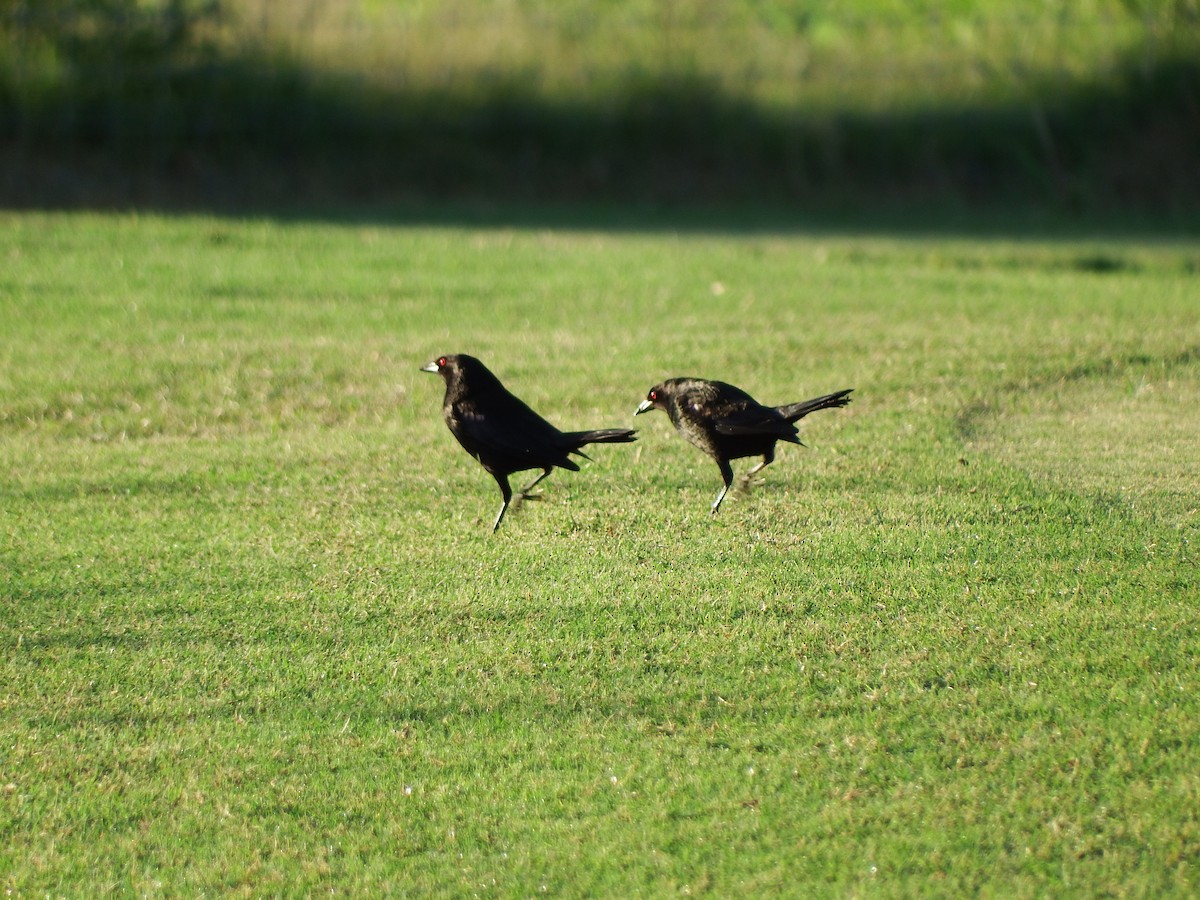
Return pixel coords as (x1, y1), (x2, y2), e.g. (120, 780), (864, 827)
(1, 36), (1198, 232)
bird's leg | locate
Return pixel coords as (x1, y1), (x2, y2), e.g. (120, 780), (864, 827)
(741, 448), (775, 489)
(513, 468), (552, 504)
(490, 475), (513, 533)
(711, 461), (735, 515)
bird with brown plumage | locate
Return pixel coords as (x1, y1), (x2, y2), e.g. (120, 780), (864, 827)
(636, 377), (852, 514)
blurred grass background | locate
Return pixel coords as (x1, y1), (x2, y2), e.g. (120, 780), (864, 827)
(1, 0), (1198, 213)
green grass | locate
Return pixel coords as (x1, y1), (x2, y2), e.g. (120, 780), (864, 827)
(239, 0), (1165, 105)
(2, 211), (1199, 895)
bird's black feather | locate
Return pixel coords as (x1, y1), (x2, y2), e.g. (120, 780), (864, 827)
(423, 354), (636, 531)
(636, 377), (852, 514)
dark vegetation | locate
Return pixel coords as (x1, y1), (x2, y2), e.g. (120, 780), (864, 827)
(1, 0), (1198, 215)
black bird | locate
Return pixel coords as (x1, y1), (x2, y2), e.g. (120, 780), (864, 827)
(422, 354), (637, 532)
(635, 377), (852, 514)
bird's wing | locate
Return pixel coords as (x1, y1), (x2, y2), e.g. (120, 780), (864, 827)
(711, 406), (797, 437)
(453, 399), (577, 470)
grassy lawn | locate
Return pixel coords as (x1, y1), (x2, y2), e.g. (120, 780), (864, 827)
(1, 211), (1198, 895)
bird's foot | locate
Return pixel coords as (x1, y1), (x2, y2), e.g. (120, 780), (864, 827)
(512, 491), (544, 507)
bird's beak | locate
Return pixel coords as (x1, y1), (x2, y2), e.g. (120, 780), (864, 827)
(635, 399), (654, 415)
(420, 361), (439, 373)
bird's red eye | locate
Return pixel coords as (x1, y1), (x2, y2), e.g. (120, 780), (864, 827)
(437, 356), (447, 367)
(649, 390), (658, 401)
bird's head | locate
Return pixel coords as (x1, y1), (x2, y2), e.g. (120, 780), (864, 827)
(420, 354), (458, 380)
(421, 353), (490, 378)
(420, 354), (504, 394)
(635, 383), (670, 416)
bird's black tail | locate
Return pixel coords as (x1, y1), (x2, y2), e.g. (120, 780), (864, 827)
(560, 428), (637, 460)
(777, 389), (854, 422)
(562, 428), (638, 450)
